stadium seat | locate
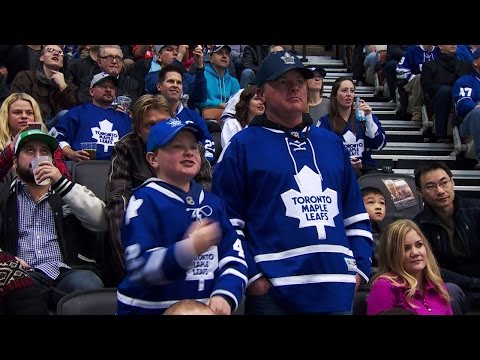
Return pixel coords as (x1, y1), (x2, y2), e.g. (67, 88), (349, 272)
(56, 288), (118, 315)
(71, 160), (111, 202)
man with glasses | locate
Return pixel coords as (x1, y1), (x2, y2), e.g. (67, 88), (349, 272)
(10, 44), (77, 128)
(77, 45), (142, 106)
(413, 161), (480, 314)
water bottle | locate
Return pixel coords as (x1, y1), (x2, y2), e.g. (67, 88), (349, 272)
(355, 97), (366, 122)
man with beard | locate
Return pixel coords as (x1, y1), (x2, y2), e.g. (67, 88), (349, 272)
(0, 129), (107, 311)
(52, 72), (132, 162)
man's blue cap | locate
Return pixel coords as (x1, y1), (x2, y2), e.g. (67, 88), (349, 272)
(147, 118), (205, 152)
(255, 51), (314, 87)
(473, 48), (480, 60)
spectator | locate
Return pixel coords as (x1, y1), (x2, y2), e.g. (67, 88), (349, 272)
(163, 299), (215, 315)
(221, 85), (264, 148)
(367, 219), (453, 315)
(306, 66), (329, 124)
(317, 76), (386, 177)
(452, 48), (480, 170)
(212, 51), (372, 314)
(117, 119), (247, 315)
(197, 45), (240, 112)
(53, 72), (132, 162)
(413, 161), (480, 314)
(0, 129), (107, 310)
(0, 92), (70, 182)
(10, 45), (78, 128)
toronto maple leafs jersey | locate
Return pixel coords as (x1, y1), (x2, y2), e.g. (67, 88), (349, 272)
(317, 113), (386, 168)
(212, 114), (373, 313)
(117, 179), (248, 315)
(452, 72), (480, 119)
(396, 45), (439, 81)
(53, 102), (132, 160)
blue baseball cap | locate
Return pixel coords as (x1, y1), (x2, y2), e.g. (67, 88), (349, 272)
(255, 51), (314, 87)
(147, 118), (205, 152)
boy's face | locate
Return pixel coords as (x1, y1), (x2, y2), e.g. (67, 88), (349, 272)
(363, 193), (386, 223)
(146, 130), (200, 189)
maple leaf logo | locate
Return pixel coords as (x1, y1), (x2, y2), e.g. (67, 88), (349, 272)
(125, 195), (143, 225)
(91, 119), (120, 152)
(281, 166), (339, 239)
(343, 130), (364, 159)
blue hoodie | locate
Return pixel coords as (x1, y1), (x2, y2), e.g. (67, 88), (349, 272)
(197, 63), (240, 111)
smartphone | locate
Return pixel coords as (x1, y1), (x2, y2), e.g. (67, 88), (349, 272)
(27, 122), (42, 130)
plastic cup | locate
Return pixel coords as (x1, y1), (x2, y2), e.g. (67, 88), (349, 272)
(31, 156), (52, 185)
(116, 95), (132, 112)
(81, 142), (97, 160)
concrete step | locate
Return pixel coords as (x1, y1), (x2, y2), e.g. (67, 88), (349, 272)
(393, 168), (480, 186)
(373, 154), (457, 170)
(380, 120), (422, 130)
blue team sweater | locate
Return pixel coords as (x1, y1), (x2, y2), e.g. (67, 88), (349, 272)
(117, 179), (248, 315)
(54, 103), (132, 160)
(212, 114), (373, 313)
(453, 72), (480, 118)
(317, 113), (386, 168)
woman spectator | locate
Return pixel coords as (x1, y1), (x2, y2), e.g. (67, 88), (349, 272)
(317, 76), (386, 177)
(0, 92), (70, 181)
(367, 219), (453, 315)
(221, 85), (264, 148)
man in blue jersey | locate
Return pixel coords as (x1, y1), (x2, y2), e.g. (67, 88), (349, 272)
(117, 118), (247, 315)
(453, 48), (480, 170)
(212, 51), (373, 314)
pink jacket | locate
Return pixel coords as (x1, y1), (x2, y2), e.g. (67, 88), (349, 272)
(367, 276), (453, 315)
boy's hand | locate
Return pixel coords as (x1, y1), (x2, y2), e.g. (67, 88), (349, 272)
(185, 219), (221, 255)
(208, 295), (231, 315)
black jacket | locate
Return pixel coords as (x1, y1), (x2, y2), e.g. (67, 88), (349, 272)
(413, 196), (480, 290)
(0, 179), (101, 272)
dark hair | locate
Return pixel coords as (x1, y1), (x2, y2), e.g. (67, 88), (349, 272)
(328, 76), (356, 135)
(361, 186), (385, 199)
(414, 161), (453, 189)
(157, 63), (184, 84)
(235, 85), (258, 128)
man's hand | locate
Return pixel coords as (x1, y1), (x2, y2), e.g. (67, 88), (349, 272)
(33, 160), (62, 184)
(50, 70), (67, 91)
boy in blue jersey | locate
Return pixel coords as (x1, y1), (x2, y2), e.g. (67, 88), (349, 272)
(117, 118), (247, 315)
(212, 51), (373, 314)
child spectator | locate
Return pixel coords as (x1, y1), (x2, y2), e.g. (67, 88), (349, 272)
(116, 118), (247, 315)
(361, 186), (386, 276)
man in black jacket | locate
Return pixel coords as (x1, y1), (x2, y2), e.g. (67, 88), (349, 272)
(420, 45), (472, 142)
(0, 129), (107, 310)
(413, 161), (480, 314)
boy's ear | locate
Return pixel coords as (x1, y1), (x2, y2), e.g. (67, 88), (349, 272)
(146, 151), (158, 168)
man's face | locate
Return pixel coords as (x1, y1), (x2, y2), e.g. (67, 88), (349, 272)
(98, 47), (123, 76)
(14, 140), (52, 184)
(137, 108), (171, 144)
(157, 45), (179, 65)
(418, 168), (455, 211)
(41, 45), (64, 70)
(89, 79), (117, 104)
(210, 48), (230, 69)
(259, 69), (307, 115)
(156, 71), (183, 103)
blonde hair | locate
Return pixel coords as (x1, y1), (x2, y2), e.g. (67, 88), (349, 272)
(371, 219), (450, 309)
(131, 94), (173, 134)
(0, 93), (45, 150)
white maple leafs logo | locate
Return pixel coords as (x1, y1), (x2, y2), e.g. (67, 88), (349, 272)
(343, 130), (364, 159)
(167, 118), (183, 127)
(281, 166), (339, 239)
(125, 195), (143, 225)
(92, 119), (119, 152)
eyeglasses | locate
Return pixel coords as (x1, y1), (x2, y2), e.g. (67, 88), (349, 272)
(422, 178), (452, 193)
(99, 55), (123, 62)
(313, 74), (324, 80)
(45, 47), (64, 56)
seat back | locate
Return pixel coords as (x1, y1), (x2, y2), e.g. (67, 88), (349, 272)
(358, 173), (423, 228)
(56, 288), (118, 315)
(71, 160), (111, 202)
(202, 107), (224, 127)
